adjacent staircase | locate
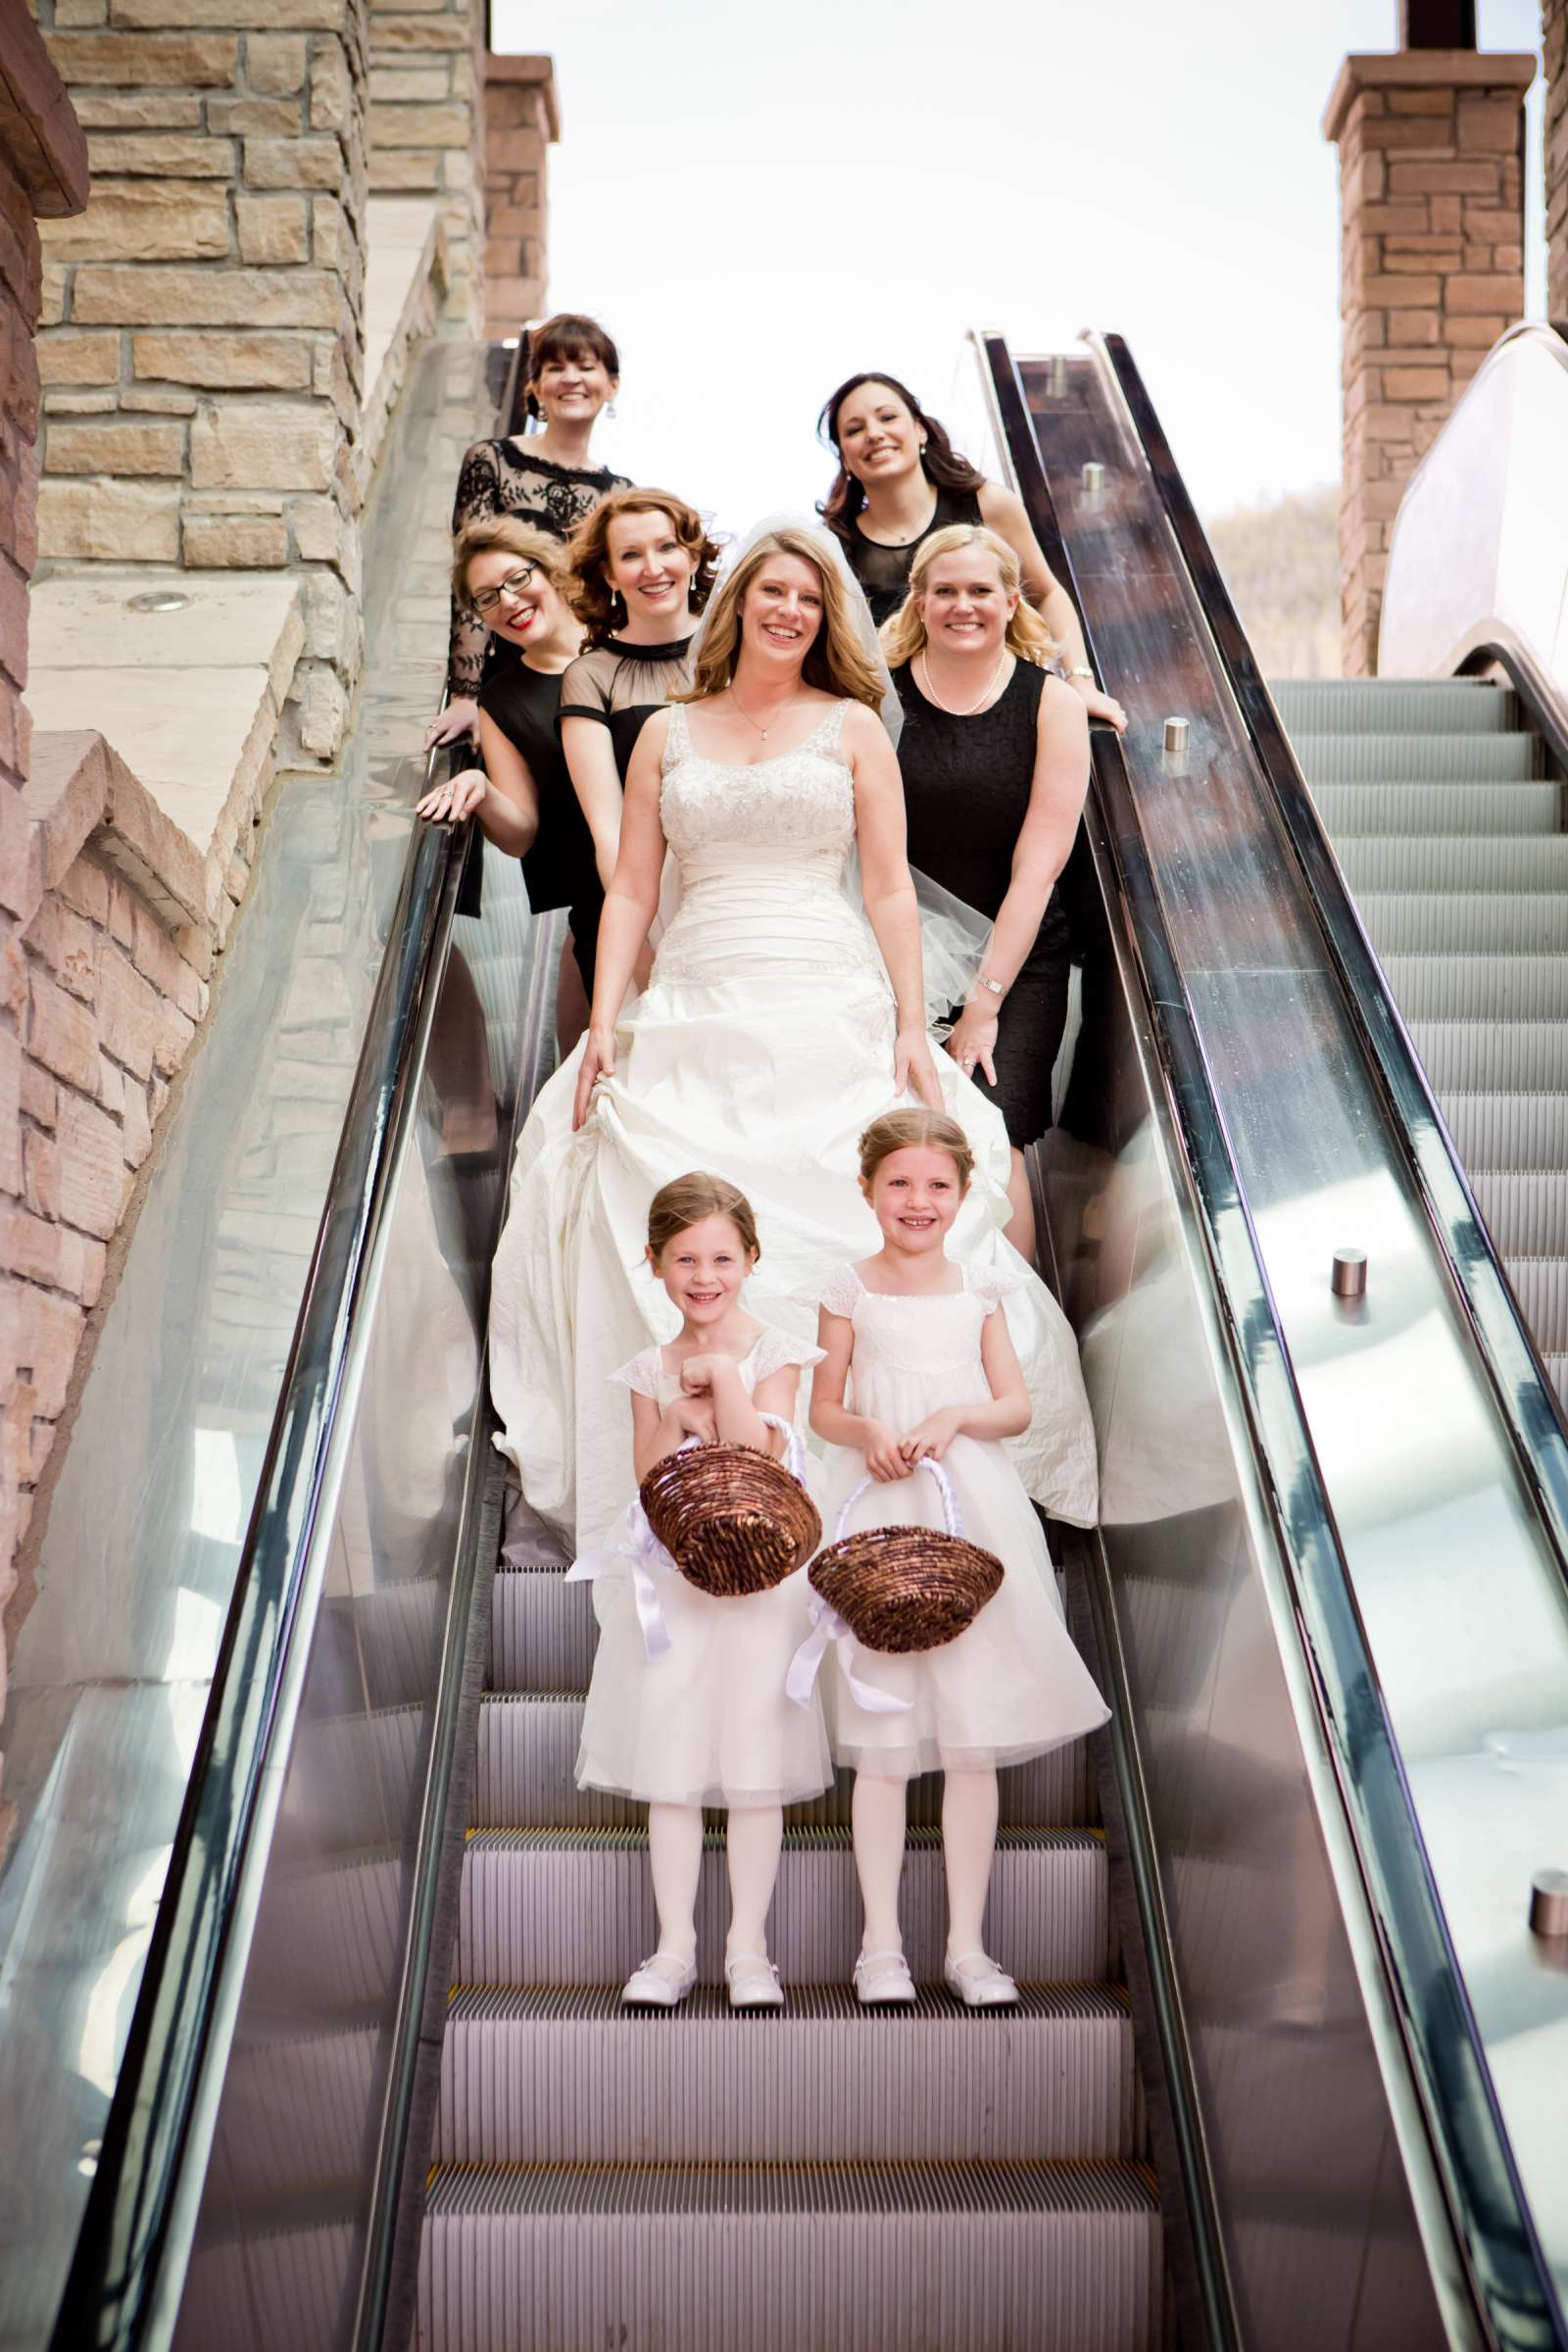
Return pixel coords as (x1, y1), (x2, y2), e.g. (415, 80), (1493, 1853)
(1281, 676), (1568, 1404)
(416, 1544), (1160, 2349)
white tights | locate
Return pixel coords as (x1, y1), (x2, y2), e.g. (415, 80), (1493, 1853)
(647, 1800), (784, 1965)
(852, 1765), (1001, 1961)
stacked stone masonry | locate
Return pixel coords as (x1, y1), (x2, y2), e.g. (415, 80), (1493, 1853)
(481, 52), (557, 342)
(32, 0), (372, 762)
(1325, 48), (1534, 676)
(366, 0), (486, 332)
(0, 2), (94, 1740)
(1548, 1), (1568, 320)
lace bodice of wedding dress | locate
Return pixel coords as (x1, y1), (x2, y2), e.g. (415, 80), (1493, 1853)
(652, 700), (887, 992)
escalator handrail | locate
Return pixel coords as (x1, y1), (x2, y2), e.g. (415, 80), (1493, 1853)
(45, 764), (470, 2352)
(982, 333), (1564, 2350)
(1090, 328), (1568, 1615)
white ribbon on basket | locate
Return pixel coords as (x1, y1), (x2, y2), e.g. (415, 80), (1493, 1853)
(786, 1456), (965, 1716)
(565, 1413), (808, 1665)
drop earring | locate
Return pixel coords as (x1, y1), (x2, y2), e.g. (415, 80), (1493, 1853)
(606, 400), (618, 420)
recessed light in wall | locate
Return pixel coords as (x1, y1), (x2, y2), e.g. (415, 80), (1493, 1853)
(125, 590), (192, 613)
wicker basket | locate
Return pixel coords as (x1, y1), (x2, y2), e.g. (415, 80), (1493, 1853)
(808, 1458), (1003, 1653)
(639, 1414), (820, 1598)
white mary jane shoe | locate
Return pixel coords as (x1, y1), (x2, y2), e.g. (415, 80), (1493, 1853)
(725, 1954), (785, 2010)
(854, 1948), (916, 2006)
(621, 1951), (698, 2008)
(943, 1950), (1019, 2009)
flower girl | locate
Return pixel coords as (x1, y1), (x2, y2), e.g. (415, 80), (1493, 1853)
(807, 1108), (1108, 2008)
(571, 1171), (831, 2010)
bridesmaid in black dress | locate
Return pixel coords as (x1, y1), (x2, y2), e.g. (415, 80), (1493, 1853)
(884, 522), (1092, 1260)
(818, 368), (1125, 734)
(425, 312), (631, 754)
(416, 519), (601, 1022)
(558, 487), (720, 894)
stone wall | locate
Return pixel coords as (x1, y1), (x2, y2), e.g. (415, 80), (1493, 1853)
(32, 0), (371, 762)
(366, 0), (484, 331)
(1324, 48), (1534, 675)
(0, 3), (90, 1729)
(1548, 1), (1568, 321)
(481, 52), (557, 342)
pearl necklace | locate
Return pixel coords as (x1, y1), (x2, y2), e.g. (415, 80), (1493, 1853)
(917, 648), (1008, 717)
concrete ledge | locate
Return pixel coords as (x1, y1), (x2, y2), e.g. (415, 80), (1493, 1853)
(1324, 48), (1536, 141)
(359, 197), (447, 502)
(24, 570), (304, 921)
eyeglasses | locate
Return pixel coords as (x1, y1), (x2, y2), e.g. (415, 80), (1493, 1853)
(469, 564), (540, 616)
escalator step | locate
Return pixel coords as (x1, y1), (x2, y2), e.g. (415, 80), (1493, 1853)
(1441, 1095), (1568, 1170)
(1291, 731), (1540, 783)
(1462, 1169), (1568, 1257)
(1336, 834), (1568, 893)
(472, 1692), (1097, 1834)
(418, 2158), (1159, 2352)
(1356, 892), (1568, 955)
(1498, 1258), (1568, 1353)
(458, 1827), (1109, 1988)
(434, 1983), (1135, 2165)
(1306, 779), (1559, 836)
(1272, 678), (1517, 734)
(489, 1568), (596, 1693)
(1380, 954), (1568, 1020)
(1410, 1019), (1568, 1091)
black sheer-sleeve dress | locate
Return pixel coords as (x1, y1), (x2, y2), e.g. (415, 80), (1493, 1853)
(477, 661), (602, 1000)
(552, 635), (700, 992)
(892, 656), (1072, 1149)
(841, 482), (984, 628)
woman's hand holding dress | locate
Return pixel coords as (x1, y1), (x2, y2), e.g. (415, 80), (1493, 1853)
(894, 1026), (945, 1109)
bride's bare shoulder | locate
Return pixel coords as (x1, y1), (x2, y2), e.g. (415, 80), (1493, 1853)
(840, 699), (894, 760)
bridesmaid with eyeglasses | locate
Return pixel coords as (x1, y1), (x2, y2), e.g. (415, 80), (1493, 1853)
(417, 518), (606, 1025)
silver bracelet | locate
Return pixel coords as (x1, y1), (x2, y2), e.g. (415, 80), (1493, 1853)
(973, 974), (1006, 1000)
(1065, 665), (1096, 682)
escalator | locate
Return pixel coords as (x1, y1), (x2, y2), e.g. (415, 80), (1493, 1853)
(19, 327), (1568, 2352)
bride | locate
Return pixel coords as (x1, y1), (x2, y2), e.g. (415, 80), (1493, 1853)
(488, 520), (1098, 1549)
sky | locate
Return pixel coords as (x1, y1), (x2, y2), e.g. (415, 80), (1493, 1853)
(489, 0), (1547, 533)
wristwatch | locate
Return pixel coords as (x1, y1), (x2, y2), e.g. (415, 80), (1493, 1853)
(1065, 665), (1096, 682)
(974, 974), (1006, 1000)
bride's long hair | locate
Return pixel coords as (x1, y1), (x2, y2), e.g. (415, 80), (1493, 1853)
(881, 524), (1058, 669)
(680, 526), (887, 710)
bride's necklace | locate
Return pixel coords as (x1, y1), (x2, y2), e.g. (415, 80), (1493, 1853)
(727, 686), (804, 743)
(917, 647), (1007, 717)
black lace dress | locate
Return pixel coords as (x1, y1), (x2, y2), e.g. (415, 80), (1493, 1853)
(843, 483), (984, 628)
(893, 657), (1071, 1148)
(447, 437), (631, 701)
(478, 662), (602, 998)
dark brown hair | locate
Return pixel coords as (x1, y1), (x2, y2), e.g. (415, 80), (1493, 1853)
(816, 370), (985, 556)
(523, 312), (620, 420)
(565, 487), (721, 647)
(647, 1171), (760, 1263)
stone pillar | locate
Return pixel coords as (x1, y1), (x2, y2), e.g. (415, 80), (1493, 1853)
(33, 2), (370, 760)
(1547, 1), (1568, 324)
(366, 0), (486, 331)
(1324, 48), (1534, 675)
(481, 53), (558, 341)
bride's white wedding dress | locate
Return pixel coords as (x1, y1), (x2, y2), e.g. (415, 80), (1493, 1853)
(488, 696), (1099, 1549)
